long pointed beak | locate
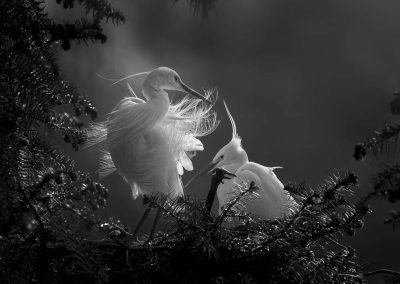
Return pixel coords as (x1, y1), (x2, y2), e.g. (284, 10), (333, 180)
(179, 81), (213, 105)
(184, 157), (222, 188)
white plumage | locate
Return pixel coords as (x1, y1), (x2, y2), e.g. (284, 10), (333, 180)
(210, 101), (296, 219)
(86, 67), (218, 199)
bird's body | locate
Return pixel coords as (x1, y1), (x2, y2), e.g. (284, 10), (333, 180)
(217, 161), (294, 218)
(211, 101), (296, 219)
(87, 67), (217, 199)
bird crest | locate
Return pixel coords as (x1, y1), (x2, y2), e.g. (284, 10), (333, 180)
(223, 100), (242, 147)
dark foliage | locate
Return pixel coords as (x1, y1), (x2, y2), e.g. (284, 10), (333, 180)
(0, 0), (397, 283)
(55, 0), (125, 23)
(353, 92), (400, 282)
(354, 92), (400, 161)
(354, 92), (400, 229)
(0, 0), (120, 282)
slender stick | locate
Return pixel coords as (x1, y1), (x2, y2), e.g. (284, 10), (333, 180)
(326, 236), (347, 250)
(133, 207), (151, 237)
(18, 185), (45, 230)
(364, 269), (400, 277)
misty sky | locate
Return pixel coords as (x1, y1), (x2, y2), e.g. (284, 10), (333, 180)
(47, 0), (400, 275)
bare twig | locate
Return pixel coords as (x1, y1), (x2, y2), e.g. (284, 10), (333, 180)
(364, 269), (400, 277)
(326, 236), (348, 250)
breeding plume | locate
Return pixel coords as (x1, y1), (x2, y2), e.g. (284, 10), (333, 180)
(209, 101), (296, 219)
(86, 67), (218, 199)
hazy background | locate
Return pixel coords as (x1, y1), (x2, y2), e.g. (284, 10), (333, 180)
(47, 0), (399, 276)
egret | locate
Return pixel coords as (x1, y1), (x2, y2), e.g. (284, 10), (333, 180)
(206, 101), (296, 219)
(86, 67), (218, 236)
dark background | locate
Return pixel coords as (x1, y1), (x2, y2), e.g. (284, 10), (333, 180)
(47, 0), (399, 275)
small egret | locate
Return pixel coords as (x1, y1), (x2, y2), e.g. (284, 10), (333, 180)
(86, 67), (218, 200)
(207, 101), (296, 219)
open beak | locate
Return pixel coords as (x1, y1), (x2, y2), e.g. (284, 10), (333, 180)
(184, 156), (223, 188)
(179, 81), (213, 105)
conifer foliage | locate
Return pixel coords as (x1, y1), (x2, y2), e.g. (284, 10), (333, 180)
(352, 93), (400, 283)
(0, 0), (122, 282)
(354, 92), (400, 229)
(0, 0), (398, 283)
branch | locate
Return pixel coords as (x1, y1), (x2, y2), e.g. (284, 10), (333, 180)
(149, 197), (202, 232)
(261, 199), (309, 248)
(354, 123), (400, 160)
(213, 181), (257, 228)
(364, 269), (400, 277)
(18, 185), (45, 231)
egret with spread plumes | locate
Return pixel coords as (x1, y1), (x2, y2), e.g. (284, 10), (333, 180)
(86, 66), (218, 204)
(205, 101), (296, 219)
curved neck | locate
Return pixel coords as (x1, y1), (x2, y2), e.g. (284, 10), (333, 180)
(224, 150), (249, 173)
(142, 81), (170, 115)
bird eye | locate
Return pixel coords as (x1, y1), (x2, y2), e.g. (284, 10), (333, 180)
(219, 155), (224, 160)
(174, 75), (179, 82)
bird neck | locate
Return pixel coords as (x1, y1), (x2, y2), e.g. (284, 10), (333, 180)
(142, 81), (170, 114)
(225, 150), (249, 173)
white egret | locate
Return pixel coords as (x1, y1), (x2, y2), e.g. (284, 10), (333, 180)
(86, 67), (218, 200)
(207, 101), (296, 219)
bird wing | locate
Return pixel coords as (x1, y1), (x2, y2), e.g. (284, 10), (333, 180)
(176, 135), (204, 174)
(235, 162), (290, 219)
(182, 135), (204, 152)
(106, 98), (166, 150)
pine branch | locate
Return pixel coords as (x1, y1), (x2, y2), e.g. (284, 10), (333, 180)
(383, 210), (400, 229)
(372, 164), (400, 204)
(213, 181), (258, 228)
(144, 194), (202, 232)
(55, 0), (125, 23)
(47, 18), (107, 50)
(354, 123), (400, 160)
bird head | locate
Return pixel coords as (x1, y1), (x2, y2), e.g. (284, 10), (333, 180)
(210, 137), (247, 172)
(208, 101), (248, 172)
(143, 67), (212, 104)
(184, 100), (247, 188)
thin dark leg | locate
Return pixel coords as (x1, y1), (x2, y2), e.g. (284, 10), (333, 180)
(133, 207), (151, 237)
(148, 207), (162, 241)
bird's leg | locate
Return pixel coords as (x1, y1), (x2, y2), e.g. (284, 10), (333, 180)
(148, 207), (162, 241)
(133, 207), (151, 238)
